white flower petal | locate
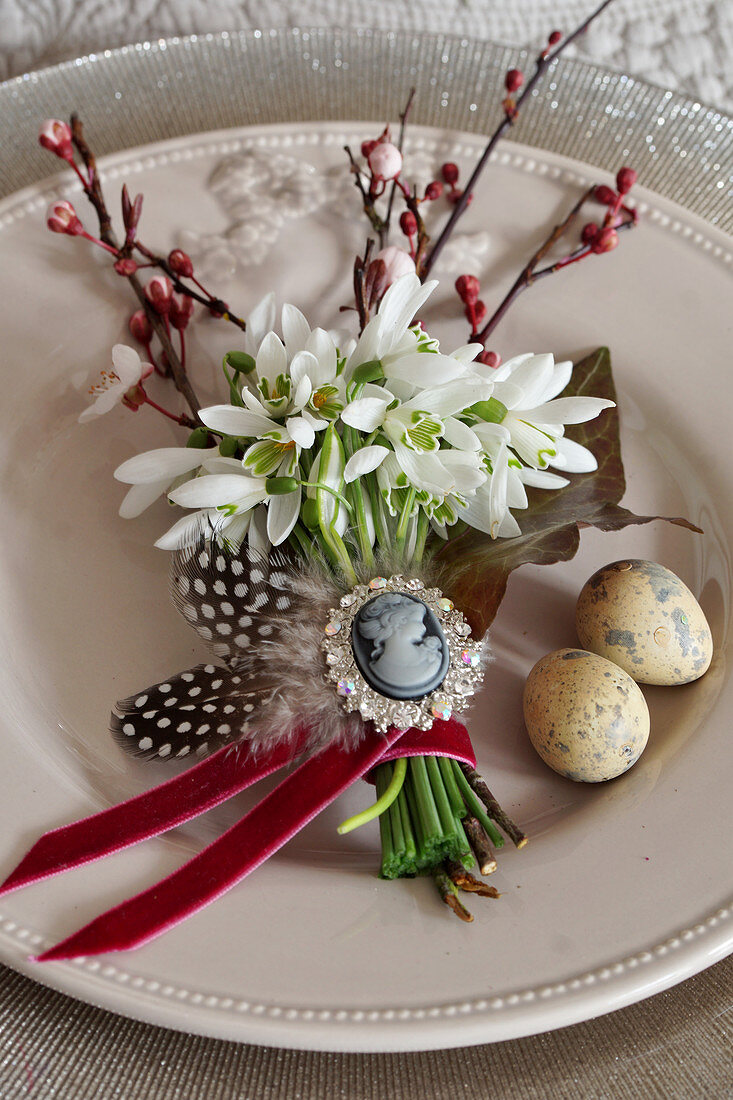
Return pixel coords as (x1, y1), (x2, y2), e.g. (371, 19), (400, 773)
(393, 444), (455, 496)
(549, 437), (599, 472)
(289, 350), (319, 388)
(154, 510), (212, 550)
(442, 417), (481, 451)
(169, 474), (265, 509)
(199, 404), (275, 438)
(114, 447), (208, 485)
(247, 504), (270, 557)
(281, 303), (311, 356)
(518, 468), (570, 489)
(384, 352), (470, 388)
(255, 331), (287, 385)
(119, 479), (172, 518)
(287, 416), (315, 449)
(341, 396), (390, 432)
(111, 344), (143, 386)
(306, 328), (338, 384)
(519, 396), (615, 424)
(543, 359), (573, 401)
(245, 292), (276, 356)
(344, 445), (390, 482)
(403, 377), (492, 417)
(267, 484), (301, 545)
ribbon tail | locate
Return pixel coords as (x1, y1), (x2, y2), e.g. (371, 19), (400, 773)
(35, 728), (404, 961)
(0, 736), (305, 896)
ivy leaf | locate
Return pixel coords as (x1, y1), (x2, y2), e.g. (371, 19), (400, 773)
(437, 347), (700, 637)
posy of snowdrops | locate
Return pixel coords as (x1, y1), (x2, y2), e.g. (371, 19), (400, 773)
(40, 0), (645, 919)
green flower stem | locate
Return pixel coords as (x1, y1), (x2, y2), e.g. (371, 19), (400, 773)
(364, 470), (390, 551)
(343, 425), (375, 569)
(409, 756), (443, 855)
(394, 487), (417, 555)
(451, 761), (504, 848)
(336, 757), (407, 835)
(403, 767), (429, 865)
(289, 521), (315, 560)
(425, 755), (458, 839)
(375, 769), (396, 878)
(454, 817), (476, 870)
(397, 788), (417, 866)
(301, 481), (354, 515)
(412, 509), (430, 566)
(438, 755), (466, 819)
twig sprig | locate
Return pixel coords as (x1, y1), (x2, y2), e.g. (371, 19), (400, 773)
(421, 0), (618, 277)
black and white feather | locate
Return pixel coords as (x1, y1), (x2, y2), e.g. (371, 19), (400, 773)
(112, 532), (362, 762)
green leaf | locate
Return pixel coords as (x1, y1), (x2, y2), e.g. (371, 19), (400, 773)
(436, 347), (701, 637)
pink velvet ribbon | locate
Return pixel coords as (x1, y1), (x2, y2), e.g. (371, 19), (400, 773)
(0, 719), (475, 961)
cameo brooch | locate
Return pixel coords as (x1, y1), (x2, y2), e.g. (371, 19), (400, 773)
(322, 575), (485, 731)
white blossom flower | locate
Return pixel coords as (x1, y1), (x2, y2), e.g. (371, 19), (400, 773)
(79, 345), (153, 422)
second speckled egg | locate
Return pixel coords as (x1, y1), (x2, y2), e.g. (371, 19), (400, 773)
(523, 648), (650, 782)
(575, 559), (713, 685)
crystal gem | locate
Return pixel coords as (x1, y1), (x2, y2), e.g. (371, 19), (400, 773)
(337, 679), (356, 696)
(405, 578), (424, 590)
(461, 649), (480, 667)
(368, 576), (388, 590)
(456, 622), (471, 637)
(324, 620), (342, 636)
(340, 593), (356, 608)
(431, 700), (452, 721)
(438, 597), (454, 612)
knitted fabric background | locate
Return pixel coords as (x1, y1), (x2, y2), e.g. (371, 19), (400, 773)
(2, 0), (732, 111)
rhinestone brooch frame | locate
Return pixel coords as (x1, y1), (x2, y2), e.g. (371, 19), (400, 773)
(322, 575), (485, 732)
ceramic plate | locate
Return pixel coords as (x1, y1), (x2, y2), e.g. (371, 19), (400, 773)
(0, 32), (730, 1050)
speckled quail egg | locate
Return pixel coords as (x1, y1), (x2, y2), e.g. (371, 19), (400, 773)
(523, 648), (650, 782)
(575, 560), (713, 686)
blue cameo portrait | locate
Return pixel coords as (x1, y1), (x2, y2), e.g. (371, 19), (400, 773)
(351, 592), (450, 700)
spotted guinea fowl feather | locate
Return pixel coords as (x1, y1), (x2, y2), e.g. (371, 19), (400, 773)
(111, 663), (279, 761)
(169, 536), (299, 671)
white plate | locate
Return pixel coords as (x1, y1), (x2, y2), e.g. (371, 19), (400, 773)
(0, 122), (730, 1051)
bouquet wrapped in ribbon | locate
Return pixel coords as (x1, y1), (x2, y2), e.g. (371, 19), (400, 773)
(3, 1), (695, 960)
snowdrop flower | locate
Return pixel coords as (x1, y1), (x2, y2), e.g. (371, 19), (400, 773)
(475, 353), (615, 472)
(343, 375), (491, 498)
(79, 345), (153, 422)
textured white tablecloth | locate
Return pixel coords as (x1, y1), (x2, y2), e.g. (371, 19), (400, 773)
(3, 0), (733, 113)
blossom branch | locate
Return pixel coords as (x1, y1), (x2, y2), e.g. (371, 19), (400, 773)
(69, 115), (202, 420)
(475, 178), (637, 346)
(421, 0), (618, 278)
(382, 86), (416, 248)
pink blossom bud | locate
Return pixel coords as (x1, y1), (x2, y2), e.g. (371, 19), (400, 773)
(38, 119), (73, 161)
(365, 258), (388, 306)
(548, 30), (562, 46)
(615, 166), (637, 195)
(478, 349), (501, 368)
(144, 274), (174, 315)
(505, 69), (524, 93)
(368, 142), (403, 181)
(441, 162), (459, 186)
(455, 274), (480, 305)
(592, 227), (619, 254)
(46, 199), (83, 235)
(581, 222), (599, 245)
(361, 139), (377, 158)
(114, 257), (138, 276)
(375, 245), (415, 287)
(399, 210), (418, 237)
(467, 300), (487, 326)
(129, 310), (153, 344)
(169, 292), (195, 331)
(447, 188), (471, 206)
(168, 249), (194, 277)
(594, 184), (616, 206)
(367, 143), (402, 181)
(424, 180), (443, 201)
